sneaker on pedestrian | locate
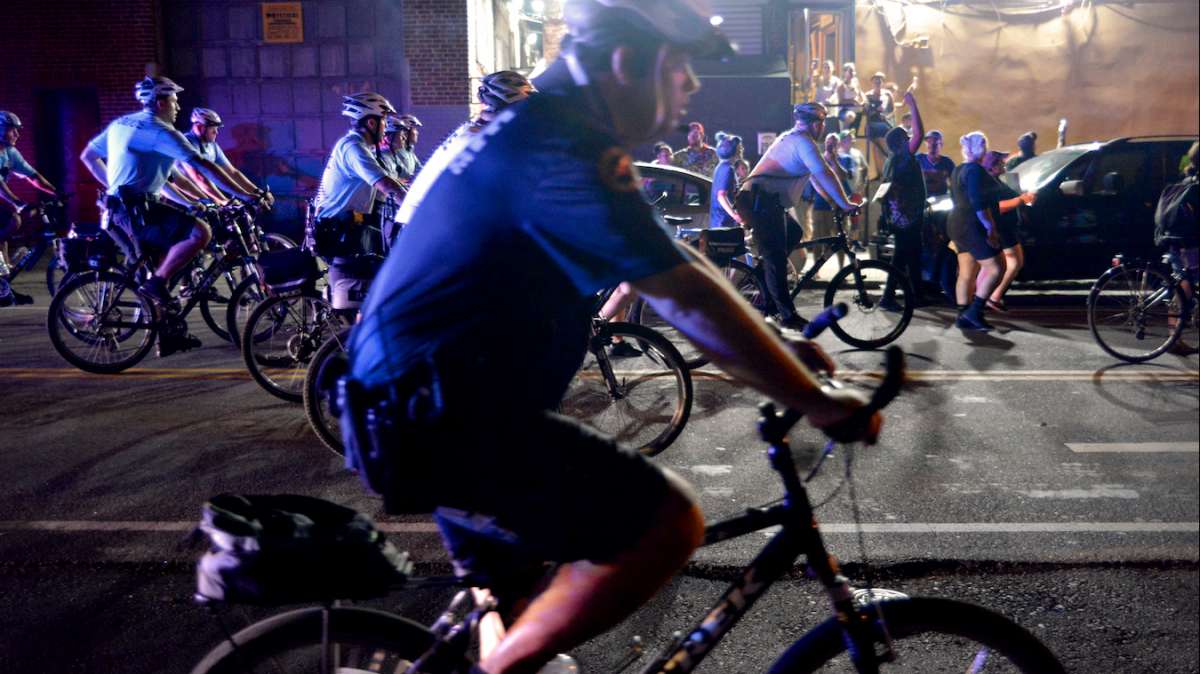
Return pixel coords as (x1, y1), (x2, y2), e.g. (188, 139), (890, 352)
(878, 296), (904, 313)
(609, 340), (642, 358)
(771, 314), (810, 332)
(956, 297), (993, 331)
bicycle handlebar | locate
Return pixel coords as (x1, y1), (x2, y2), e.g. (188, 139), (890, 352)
(759, 345), (906, 444)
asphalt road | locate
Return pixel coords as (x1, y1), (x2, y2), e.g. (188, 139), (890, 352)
(1, 269), (1197, 673)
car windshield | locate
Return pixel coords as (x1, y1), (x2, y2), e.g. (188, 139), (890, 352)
(1012, 145), (1097, 192)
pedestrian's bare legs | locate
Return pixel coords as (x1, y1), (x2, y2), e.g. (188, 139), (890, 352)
(988, 243), (1024, 308)
(955, 252), (980, 306)
(974, 256), (1003, 302)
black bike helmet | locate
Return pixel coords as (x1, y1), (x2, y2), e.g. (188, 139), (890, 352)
(793, 101), (828, 125)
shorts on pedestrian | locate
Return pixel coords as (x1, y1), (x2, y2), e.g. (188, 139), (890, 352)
(867, 121), (892, 141)
(996, 216), (1021, 250)
(811, 208), (837, 242)
(948, 219), (999, 261)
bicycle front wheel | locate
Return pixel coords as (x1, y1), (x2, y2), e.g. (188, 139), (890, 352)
(1087, 263), (1183, 362)
(47, 271), (157, 374)
(242, 292), (347, 402)
(769, 596), (1066, 673)
(303, 329), (351, 456)
(190, 606), (467, 674)
(560, 321), (692, 456)
(824, 260), (913, 349)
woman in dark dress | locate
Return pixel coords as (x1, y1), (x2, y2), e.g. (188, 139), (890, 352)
(947, 131), (1004, 330)
(981, 150), (1036, 311)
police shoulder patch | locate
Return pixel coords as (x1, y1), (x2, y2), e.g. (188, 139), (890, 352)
(597, 147), (640, 193)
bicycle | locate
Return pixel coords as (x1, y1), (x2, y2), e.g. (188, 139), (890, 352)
(303, 285), (694, 458)
(1087, 252), (1198, 362)
(0, 194), (106, 298)
(188, 343), (1066, 674)
(633, 210), (914, 359)
(560, 285), (693, 456)
(45, 199), (267, 373)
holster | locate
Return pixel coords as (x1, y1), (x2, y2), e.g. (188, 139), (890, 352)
(338, 356), (445, 514)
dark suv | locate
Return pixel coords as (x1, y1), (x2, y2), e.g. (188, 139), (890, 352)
(918, 136), (1196, 280)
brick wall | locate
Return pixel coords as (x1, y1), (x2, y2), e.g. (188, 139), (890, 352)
(403, 0), (469, 107)
(1, 0), (161, 221)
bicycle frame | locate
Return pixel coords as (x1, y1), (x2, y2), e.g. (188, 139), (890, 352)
(785, 212), (869, 302)
(635, 406), (875, 674)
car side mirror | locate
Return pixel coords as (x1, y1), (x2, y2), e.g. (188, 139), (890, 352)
(1101, 171), (1125, 194)
(1059, 179), (1085, 197)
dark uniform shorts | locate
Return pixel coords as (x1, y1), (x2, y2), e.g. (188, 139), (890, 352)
(422, 409), (671, 576)
(140, 200), (200, 252)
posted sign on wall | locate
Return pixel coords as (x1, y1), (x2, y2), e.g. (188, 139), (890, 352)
(262, 2), (303, 44)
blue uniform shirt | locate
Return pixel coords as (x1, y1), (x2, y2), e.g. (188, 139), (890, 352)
(0, 146), (37, 180)
(184, 130), (233, 169)
(314, 130), (388, 220)
(350, 59), (687, 411)
(86, 110), (201, 197)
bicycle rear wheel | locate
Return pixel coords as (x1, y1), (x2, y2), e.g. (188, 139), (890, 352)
(768, 596), (1065, 673)
(242, 292), (347, 402)
(199, 260), (252, 344)
(560, 321), (692, 456)
(628, 258), (766, 371)
(47, 271), (157, 374)
(823, 260), (913, 349)
(303, 329), (351, 456)
(190, 606), (467, 674)
(1087, 263), (1183, 362)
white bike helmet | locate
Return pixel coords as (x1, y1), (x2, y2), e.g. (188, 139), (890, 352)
(190, 108), (224, 127)
(383, 115), (406, 134)
(477, 71), (536, 113)
(134, 76), (185, 105)
(341, 92), (397, 121)
(0, 111), (21, 129)
(397, 114), (423, 128)
(563, 0), (733, 59)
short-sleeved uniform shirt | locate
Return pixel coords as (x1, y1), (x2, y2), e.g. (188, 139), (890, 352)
(709, 160), (738, 227)
(392, 147), (422, 182)
(916, 153), (955, 196)
(86, 110), (202, 197)
(350, 64), (687, 413)
(314, 130), (388, 220)
(0, 145), (37, 181)
(183, 131), (233, 169)
(744, 129), (823, 209)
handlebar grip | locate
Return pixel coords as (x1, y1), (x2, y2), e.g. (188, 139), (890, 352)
(802, 302), (848, 339)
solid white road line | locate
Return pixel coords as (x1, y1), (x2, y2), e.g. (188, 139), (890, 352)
(1, 521), (1195, 535)
(1066, 442), (1199, 454)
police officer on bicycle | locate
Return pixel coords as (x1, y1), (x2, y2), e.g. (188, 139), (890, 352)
(342, 3), (882, 673)
(312, 92), (408, 310)
(178, 107), (275, 208)
(79, 76), (265, 353)
(1, 110), (60, 305)
(739, 101), (863, 330)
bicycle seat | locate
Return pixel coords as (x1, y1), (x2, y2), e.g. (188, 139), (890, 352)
(193, 494), (412, 606)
